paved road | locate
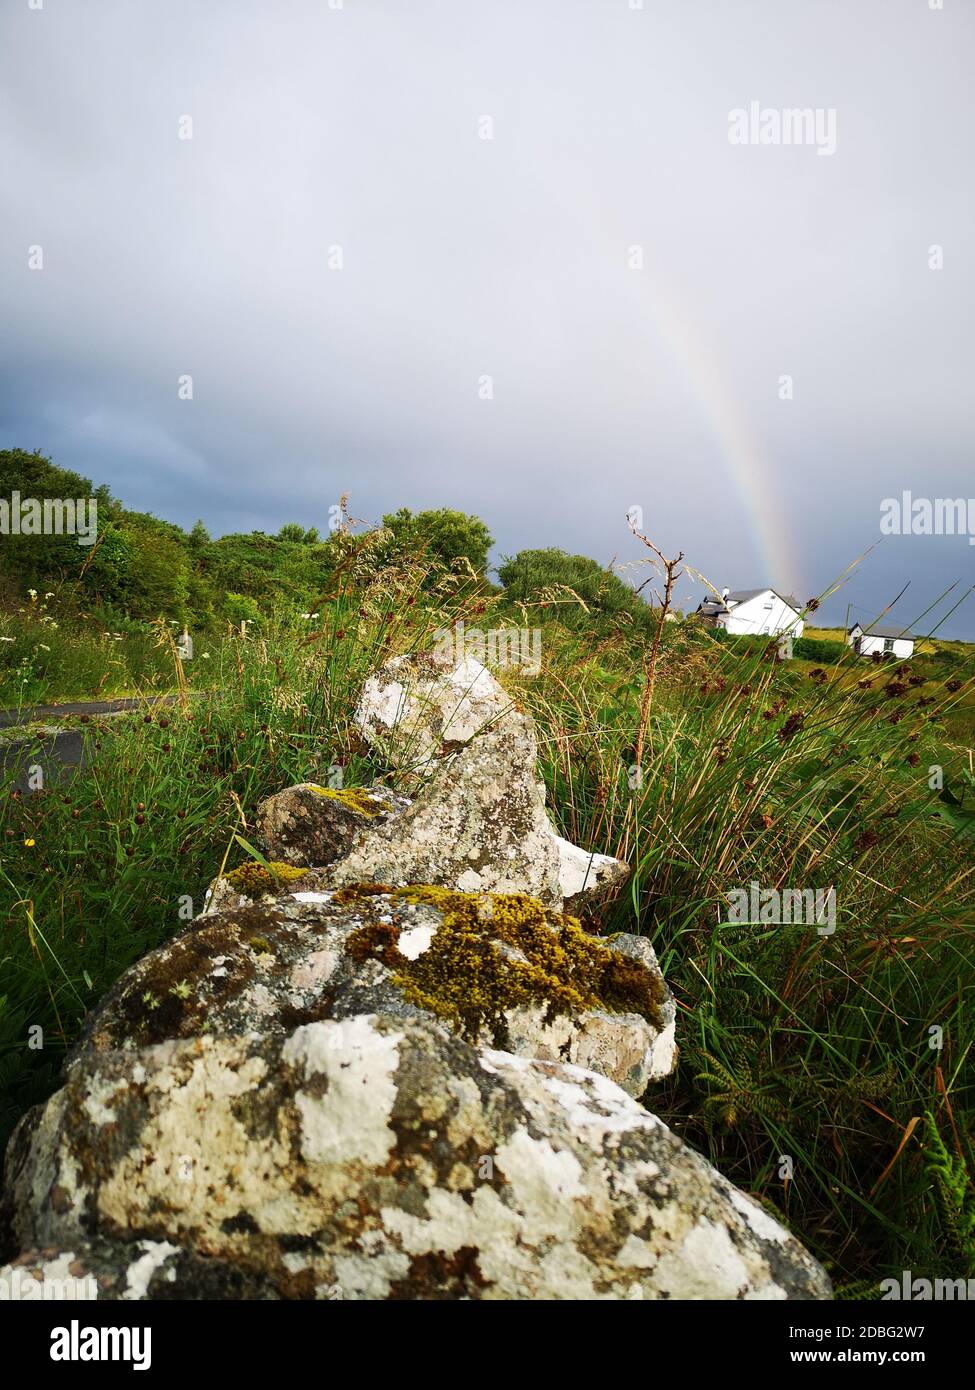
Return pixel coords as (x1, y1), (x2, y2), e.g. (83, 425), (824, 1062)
(1, 728), (87, 794)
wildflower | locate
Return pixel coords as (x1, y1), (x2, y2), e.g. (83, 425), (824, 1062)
(777, 711), (806, 744)
(853, 828), (882, 855)
(38, 644), (50, 652)
(23, 837), (35, 847)
(0, 637), (14, 643)
(27, 589), (37, 600)
(44, 592), (54, 599)
(201, 652), (211, 659)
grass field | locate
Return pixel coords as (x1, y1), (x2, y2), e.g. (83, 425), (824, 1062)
(1, 556), (974, 1296)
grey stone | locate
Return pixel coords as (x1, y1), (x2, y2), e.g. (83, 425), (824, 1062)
(255, 782), (410, 868)
(3, 1015), (830, 1301)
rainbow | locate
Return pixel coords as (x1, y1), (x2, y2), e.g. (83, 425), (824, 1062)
(623, 254), (802, 598)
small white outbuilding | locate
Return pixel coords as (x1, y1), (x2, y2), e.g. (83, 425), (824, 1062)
(847, 623), (915, 659)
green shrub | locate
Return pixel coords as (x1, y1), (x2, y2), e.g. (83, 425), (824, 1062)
(223, 592), (261, 626)
(793, 635), (847, 662)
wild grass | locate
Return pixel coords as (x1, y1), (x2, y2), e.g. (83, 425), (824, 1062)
(0, 591), (179, 707)
(1, 538), (974, 1295)
(505, 608), (975, 1291)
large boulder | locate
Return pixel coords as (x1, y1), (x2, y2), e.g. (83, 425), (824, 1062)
(64, 886), (676, 1097)
(2, 1014), (830, 1300)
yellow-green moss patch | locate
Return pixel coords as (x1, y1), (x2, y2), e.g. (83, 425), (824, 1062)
(345, 885), (667, 1046)
(224, 860), (309, 896)
(306, 785), (391, 817)
(331, 882), (396, 907)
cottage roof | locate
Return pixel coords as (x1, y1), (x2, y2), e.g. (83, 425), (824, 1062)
(854, 624), (915, 640)
(726, 589), (802, 612)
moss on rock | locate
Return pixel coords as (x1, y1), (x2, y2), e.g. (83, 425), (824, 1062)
(305, 785), (392, 817)
(224, 861), (309, 897)
(345, 884), (668, 1045)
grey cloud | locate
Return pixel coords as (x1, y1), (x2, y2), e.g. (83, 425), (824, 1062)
(1, 0), (973, 633)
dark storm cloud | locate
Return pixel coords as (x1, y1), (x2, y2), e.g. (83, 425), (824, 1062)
(1, 0), (973, 633)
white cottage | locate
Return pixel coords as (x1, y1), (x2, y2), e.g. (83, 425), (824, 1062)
(696, 588), (805, 639)
(847, 623), (915, 659)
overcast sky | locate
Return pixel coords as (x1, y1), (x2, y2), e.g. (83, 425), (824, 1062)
(1, 0), (973, 635)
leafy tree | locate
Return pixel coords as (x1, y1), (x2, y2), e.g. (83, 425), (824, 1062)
(84, 523), (135, 603)
(121, 517), (191, 621)
(197, 532), (331, 611)
(0, 448), (114, 585)
(188, 519), (211, 554)
(381, 508), (493, 575)
(498, 548), (651, 631)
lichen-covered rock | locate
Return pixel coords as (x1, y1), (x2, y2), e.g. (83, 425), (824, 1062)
(339, 653), (628, 911)
(255, 782), (410, 868)
(63, 887), (675, 1095)
(323, 722), (569, 903)
(205, 655), (627, 915)
(3, 1014), (830, 1300)
(355, 652), (513, 774)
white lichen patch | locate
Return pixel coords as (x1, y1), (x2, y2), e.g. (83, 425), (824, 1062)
(282, 1017), (402, 1166)
(331, 1246), (411, 1300)
(652, 1218), (754, 1300)
(82, 1074), (129, 1127)
(493, 1128), (586, 1211)
(397, 924), (436, 960)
